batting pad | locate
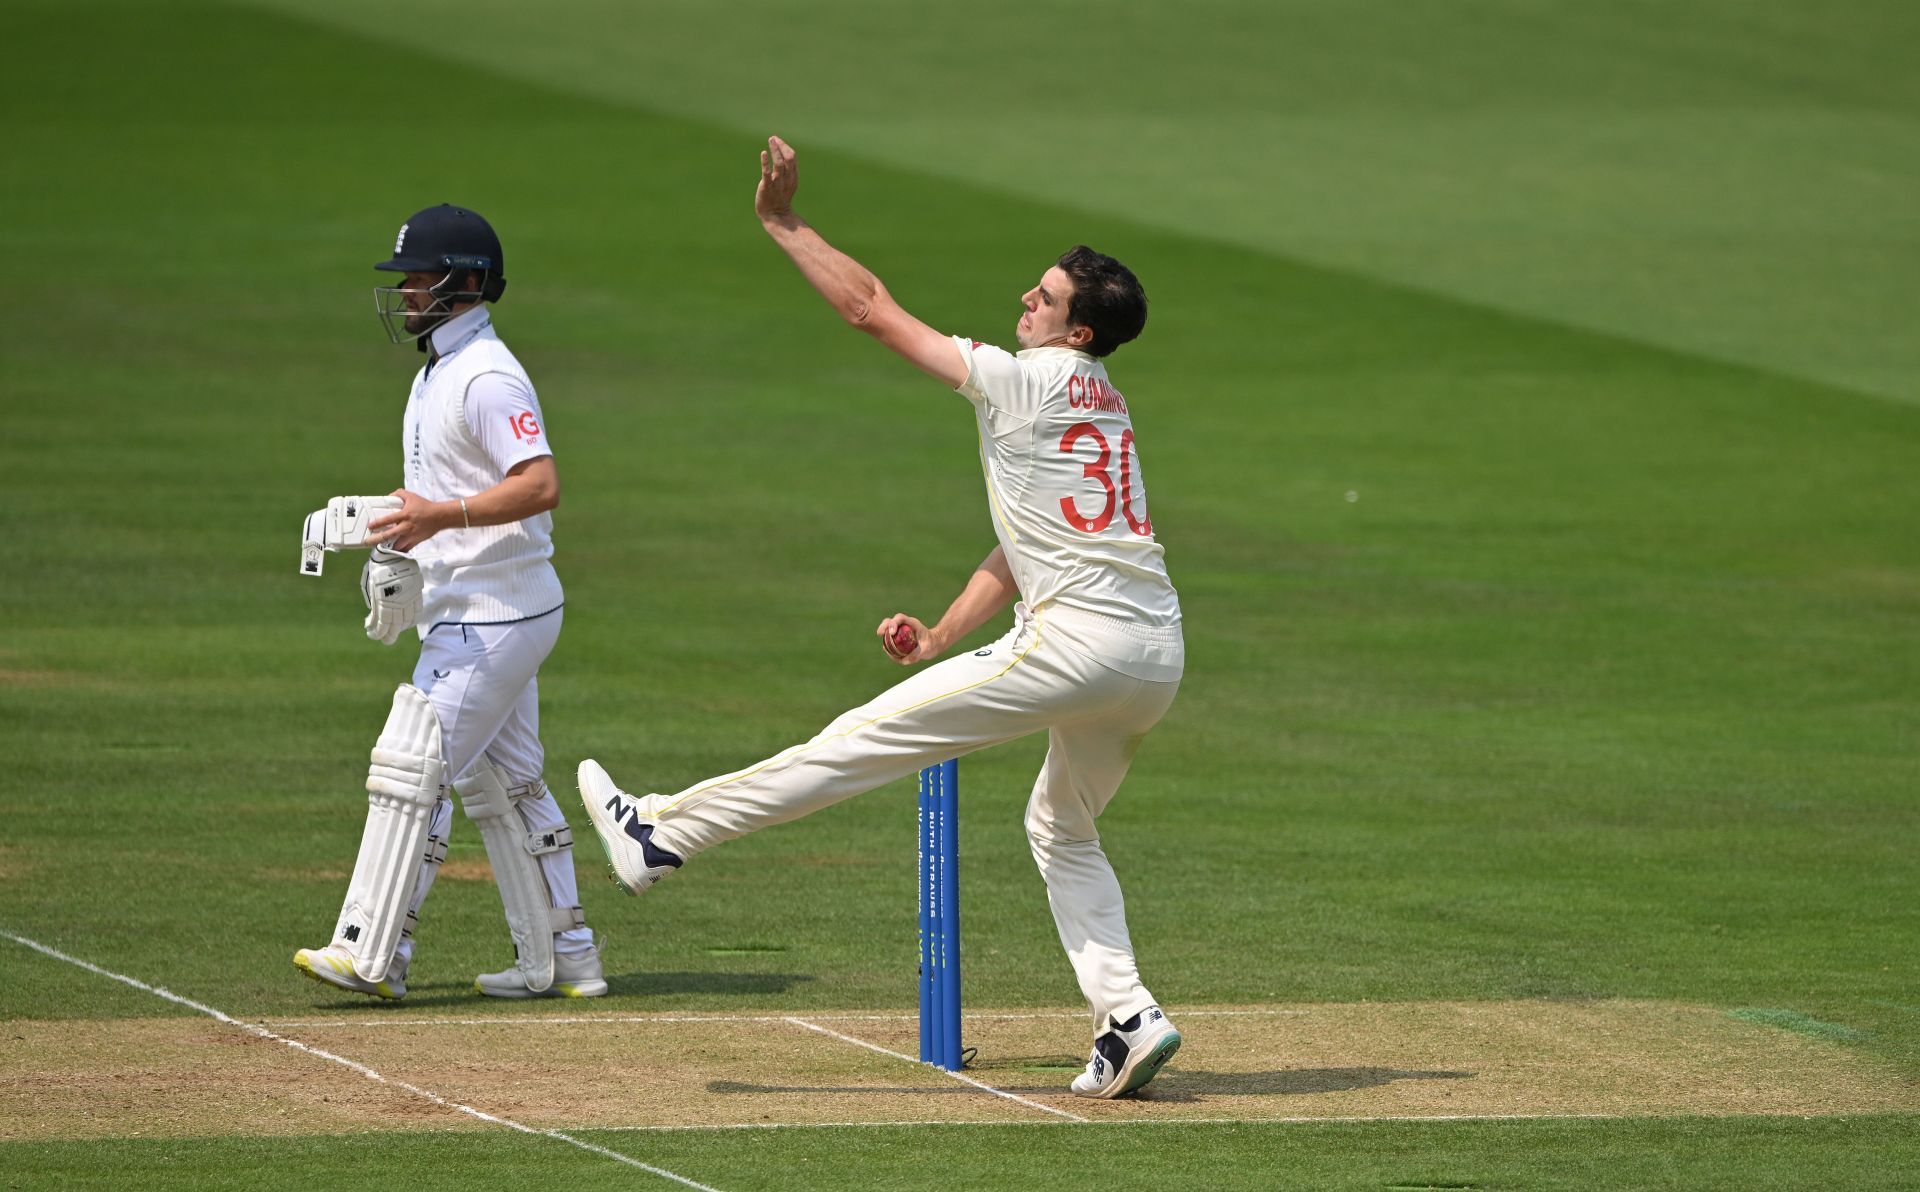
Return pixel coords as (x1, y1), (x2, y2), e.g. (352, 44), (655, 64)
(458, 757), (581, 993)
(335, 684), (445, 982)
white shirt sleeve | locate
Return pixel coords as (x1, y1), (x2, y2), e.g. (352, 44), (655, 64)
(462, 370), (553, 474)
(951, 336), (1042, 421)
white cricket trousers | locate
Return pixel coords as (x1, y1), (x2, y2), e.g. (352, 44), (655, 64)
(395, 610), (593, 965)
(647, 605), (1180, 1028)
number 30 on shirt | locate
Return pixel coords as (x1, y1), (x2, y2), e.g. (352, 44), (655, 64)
(1059, 422), (1151, 536)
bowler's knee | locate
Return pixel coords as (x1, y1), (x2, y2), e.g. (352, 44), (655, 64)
(1026, 805), (1098, 855)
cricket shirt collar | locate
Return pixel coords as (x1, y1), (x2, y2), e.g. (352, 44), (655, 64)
(427, 305), (494, 363)
(1016, 346), (1097, 364)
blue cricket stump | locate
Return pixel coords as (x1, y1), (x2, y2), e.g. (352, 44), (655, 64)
(918, 759), (962, 1069)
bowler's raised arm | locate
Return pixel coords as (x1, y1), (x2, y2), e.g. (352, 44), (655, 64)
(755, 136), (968, 389)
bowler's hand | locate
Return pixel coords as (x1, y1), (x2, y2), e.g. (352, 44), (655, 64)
(367, 488), (453, 552)
(876, 613), (937, 665)
(756, 135), (798, 222)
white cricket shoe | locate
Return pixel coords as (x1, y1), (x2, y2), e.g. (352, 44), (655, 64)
(577, 759), (684, 895)
(293, 945), (407, 1000)
(475, 943), (609, 999)
(1070, 1005), (1181, 1098)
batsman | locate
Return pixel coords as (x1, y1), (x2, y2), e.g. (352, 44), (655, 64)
(291, 204), (604, 1000)
(581, 138), (1185, 1096)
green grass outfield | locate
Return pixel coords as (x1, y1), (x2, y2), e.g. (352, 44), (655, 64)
(3, 1), (1917, 1187)
(11, 1118), (1920, 1192)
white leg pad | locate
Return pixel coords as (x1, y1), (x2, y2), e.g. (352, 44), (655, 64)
(333, 685), (444, 982)
(458, 757), (582, 993)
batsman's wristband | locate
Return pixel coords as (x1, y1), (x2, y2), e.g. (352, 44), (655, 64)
(460, 497), (470, 528)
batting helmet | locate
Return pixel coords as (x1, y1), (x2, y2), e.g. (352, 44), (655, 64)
(374, 204), (508, 345)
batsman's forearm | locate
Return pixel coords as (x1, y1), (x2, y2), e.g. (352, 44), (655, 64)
(451, 460), (560, 529)
(929, 548), (1019, 652)
(761, 212), (892, 328)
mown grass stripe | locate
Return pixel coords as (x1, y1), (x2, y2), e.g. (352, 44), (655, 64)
(593, 1111), (1647, 1133)
(258, 1008), (1310, 1029)
(1728, 1008), (1869, 1043)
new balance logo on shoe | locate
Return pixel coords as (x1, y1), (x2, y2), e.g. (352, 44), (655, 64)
(608, 796), (647, 843)
(611, 802), (684, 869)
(609, 796), (663, 855)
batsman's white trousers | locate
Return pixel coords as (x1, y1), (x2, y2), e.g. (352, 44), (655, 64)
(396, 609), (593, 965)
(648, 605), (1179, 1028)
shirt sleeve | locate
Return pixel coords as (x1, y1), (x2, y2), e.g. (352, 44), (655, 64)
(462, 370), (553, 475)
(951, 336), (1042, 421)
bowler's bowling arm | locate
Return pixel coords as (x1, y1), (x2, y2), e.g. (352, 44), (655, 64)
(921, 547), (1018, 657)
(756, 137), (968, 388)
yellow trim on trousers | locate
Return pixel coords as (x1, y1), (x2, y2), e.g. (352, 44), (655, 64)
(657, 625), (1046, 817)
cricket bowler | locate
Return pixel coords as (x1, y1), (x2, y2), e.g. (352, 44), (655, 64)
(582, 138), (1184, 1096)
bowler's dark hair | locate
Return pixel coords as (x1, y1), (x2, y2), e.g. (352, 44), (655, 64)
(1056, 245), (1147, 357)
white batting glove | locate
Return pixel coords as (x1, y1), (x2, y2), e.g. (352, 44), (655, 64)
(361, 546), (423, 645)
(299, 495), (404, 576)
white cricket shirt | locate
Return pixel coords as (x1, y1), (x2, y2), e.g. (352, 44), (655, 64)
(402, 306), (564, 632)
(951, 338), (1184, 681)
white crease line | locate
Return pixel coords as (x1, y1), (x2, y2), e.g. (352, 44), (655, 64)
(785, 1016), (1088, 1123)
(262, 1008), (1311, 1029)
(0, 930), (722, 1192)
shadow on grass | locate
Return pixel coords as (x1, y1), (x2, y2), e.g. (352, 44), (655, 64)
(297, 971), (817, 1009)
(287, 974), (470, 1011)
(709, 1066), (1474, 1100)
(1142, 1066), (1477, 1101)
(977, 1054), (1476, 1099)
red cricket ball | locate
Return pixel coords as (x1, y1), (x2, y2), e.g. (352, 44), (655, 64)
(884, 622), (918, 660)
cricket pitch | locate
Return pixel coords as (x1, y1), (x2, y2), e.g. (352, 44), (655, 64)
(3, 999), (1915, 1140)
